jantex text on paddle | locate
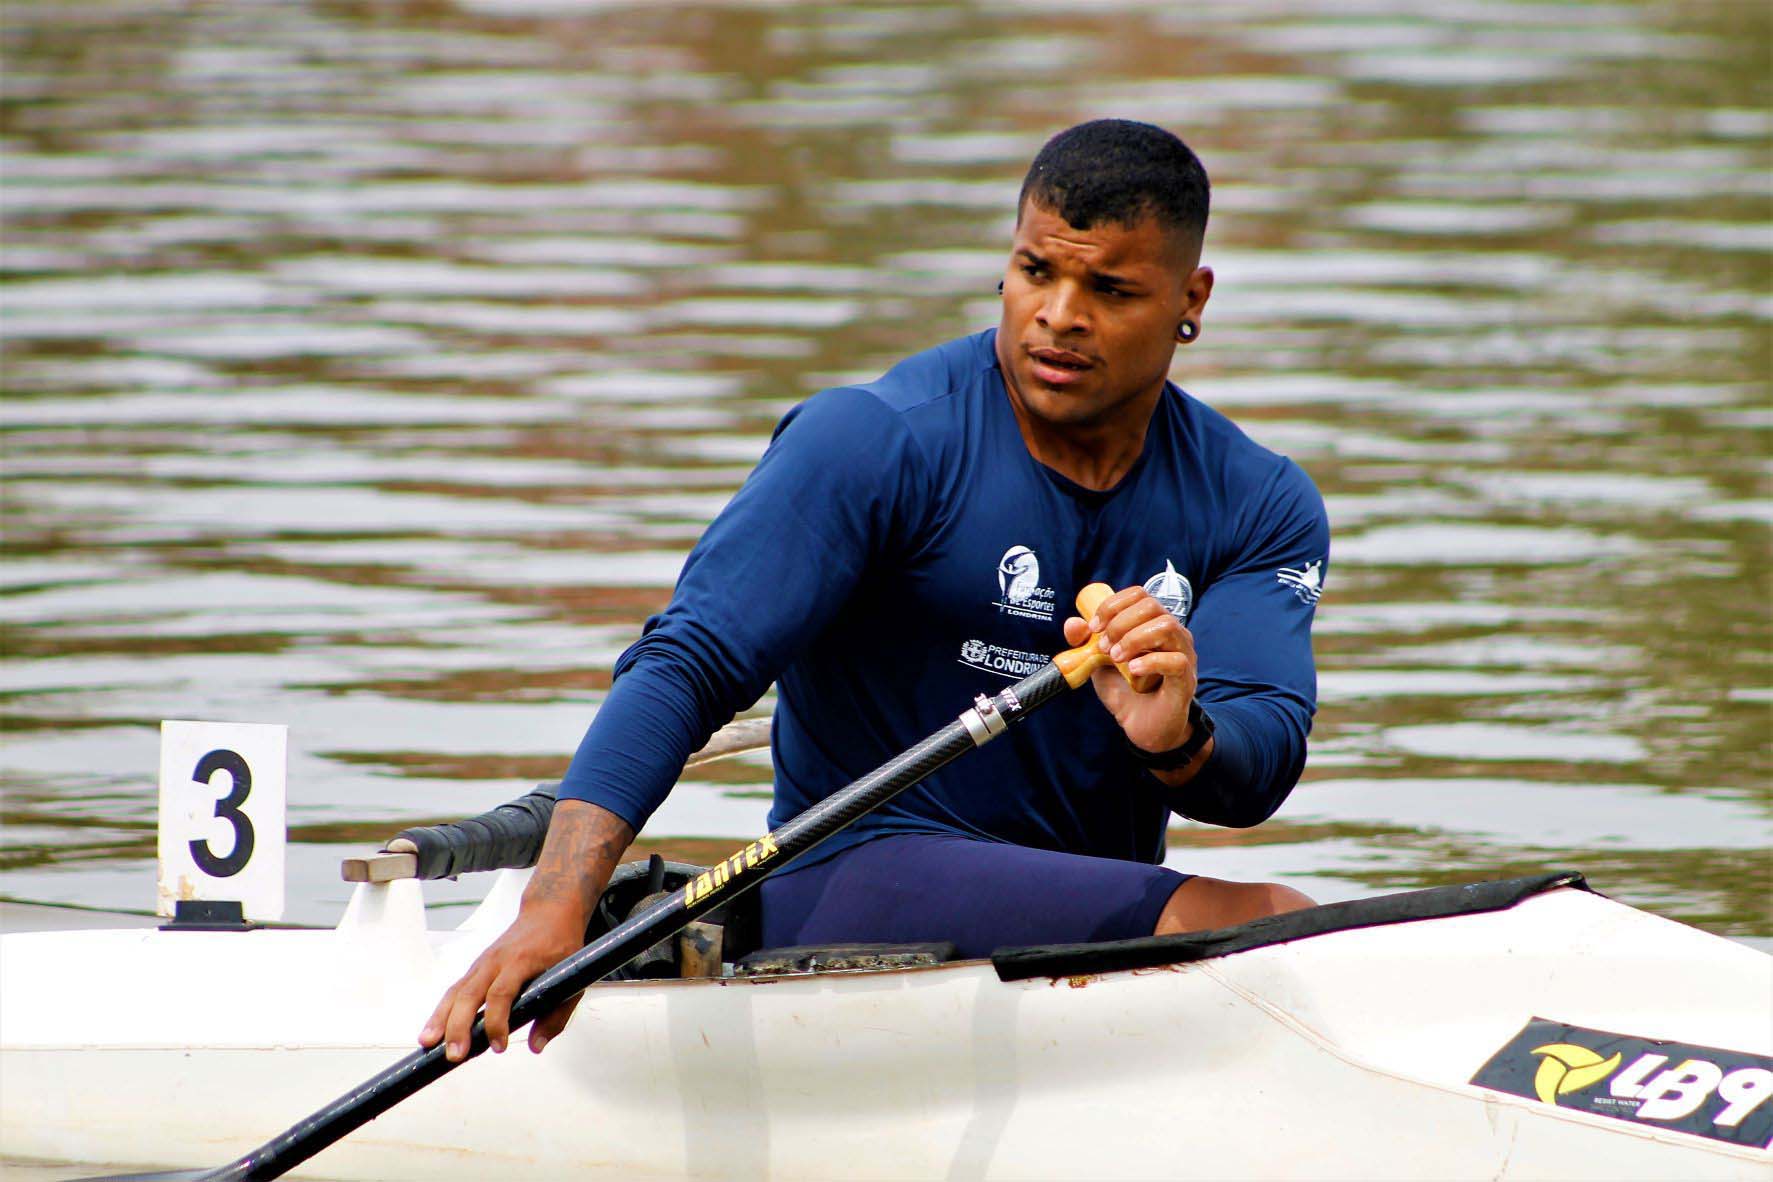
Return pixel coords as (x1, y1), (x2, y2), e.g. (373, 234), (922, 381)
(681, 835), (781, 904)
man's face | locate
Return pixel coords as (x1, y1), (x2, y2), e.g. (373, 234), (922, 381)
(996, 198), (1212, 431)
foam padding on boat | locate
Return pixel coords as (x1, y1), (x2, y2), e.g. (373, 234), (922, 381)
(991, 872), (1591, 981)
(395, 782), (558, 879)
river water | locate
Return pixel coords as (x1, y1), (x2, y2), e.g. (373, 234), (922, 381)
(2, 0), (1768, 948)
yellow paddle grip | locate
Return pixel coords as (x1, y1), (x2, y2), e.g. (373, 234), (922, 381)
(1053, 583), (1162, 693)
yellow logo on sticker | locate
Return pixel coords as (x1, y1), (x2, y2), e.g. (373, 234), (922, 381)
(1530, 1042), (1624, 1105)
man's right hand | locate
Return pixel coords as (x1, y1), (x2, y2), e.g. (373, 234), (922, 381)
(418, 800), (635, 1061)
(420, 900), (588, 1060)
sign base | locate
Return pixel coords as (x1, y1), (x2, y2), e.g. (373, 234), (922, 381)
(158, 899), (257, 932)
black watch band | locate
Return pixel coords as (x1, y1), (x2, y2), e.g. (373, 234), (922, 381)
(1126, 699), (1215, 771)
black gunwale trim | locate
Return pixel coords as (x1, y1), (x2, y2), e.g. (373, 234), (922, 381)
(991, 872), (1592, 982)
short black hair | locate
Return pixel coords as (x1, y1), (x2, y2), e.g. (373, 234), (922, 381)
(1018, 119), (1209, 247)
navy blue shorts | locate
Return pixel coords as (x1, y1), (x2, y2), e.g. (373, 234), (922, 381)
(758, 833), (1189, 960)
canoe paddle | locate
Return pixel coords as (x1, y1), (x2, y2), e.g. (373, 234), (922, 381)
(86, 582), (1146, 1182)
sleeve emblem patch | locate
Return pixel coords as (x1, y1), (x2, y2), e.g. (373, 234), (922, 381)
(1275, 559), (1324, 604)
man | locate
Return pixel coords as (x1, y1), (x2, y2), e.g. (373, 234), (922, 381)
(422, 120), (1326, 1063)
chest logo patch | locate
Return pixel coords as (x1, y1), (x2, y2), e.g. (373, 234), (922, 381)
(959, 638), (1048, 679)
(1276, 559), (1324, 604)
(1142, 560), (1194, 620)
(994, 545), (1055, 622)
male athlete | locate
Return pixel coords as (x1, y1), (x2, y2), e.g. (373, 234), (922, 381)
(423, 120), (1326, 1062)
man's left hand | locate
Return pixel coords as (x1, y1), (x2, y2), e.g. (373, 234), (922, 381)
(1062, 585), (1199, 756)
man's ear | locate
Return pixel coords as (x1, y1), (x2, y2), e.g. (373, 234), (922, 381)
(1184, 264), (1214, 312)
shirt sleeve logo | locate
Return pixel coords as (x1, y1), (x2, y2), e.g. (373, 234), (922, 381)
(1276, 559), (1324, 604)
(1141, 560), (1194, 620)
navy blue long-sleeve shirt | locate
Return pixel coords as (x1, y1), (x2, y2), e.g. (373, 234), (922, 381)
(558, 329), (1328, 870)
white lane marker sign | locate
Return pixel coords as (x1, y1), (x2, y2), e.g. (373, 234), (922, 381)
(157, 720), (287, 922)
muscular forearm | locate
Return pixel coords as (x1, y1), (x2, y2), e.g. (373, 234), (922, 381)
(519, 799), (636, 924)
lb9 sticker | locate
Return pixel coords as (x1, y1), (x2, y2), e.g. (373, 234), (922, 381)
(1472, 1017), (1773, 1148)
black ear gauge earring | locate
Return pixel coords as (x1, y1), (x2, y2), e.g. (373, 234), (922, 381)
(1177, 318), (1199, 343)
(997, 280), (1005, 295)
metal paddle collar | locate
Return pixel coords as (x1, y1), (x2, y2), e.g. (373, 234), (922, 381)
(960, 691), (1008, 745)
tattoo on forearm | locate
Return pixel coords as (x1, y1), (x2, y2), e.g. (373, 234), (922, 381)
(525, 802), (634, 915)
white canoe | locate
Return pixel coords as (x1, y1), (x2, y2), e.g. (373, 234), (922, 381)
(2, 872), (1768, 1180)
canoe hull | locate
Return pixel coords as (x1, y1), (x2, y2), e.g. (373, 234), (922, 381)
(2, 880), (1767, 1179)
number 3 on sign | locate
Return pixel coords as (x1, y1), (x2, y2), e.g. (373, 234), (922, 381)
(157, 720), (286, 922)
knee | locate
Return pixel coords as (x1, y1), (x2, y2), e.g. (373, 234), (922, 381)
(1256, 881), (1314, 917)
(1154, 877), (1314, 936)
(1223, 880), (1314, 925)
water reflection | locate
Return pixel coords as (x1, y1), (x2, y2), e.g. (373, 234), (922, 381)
(1, 0), (1767, 943)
